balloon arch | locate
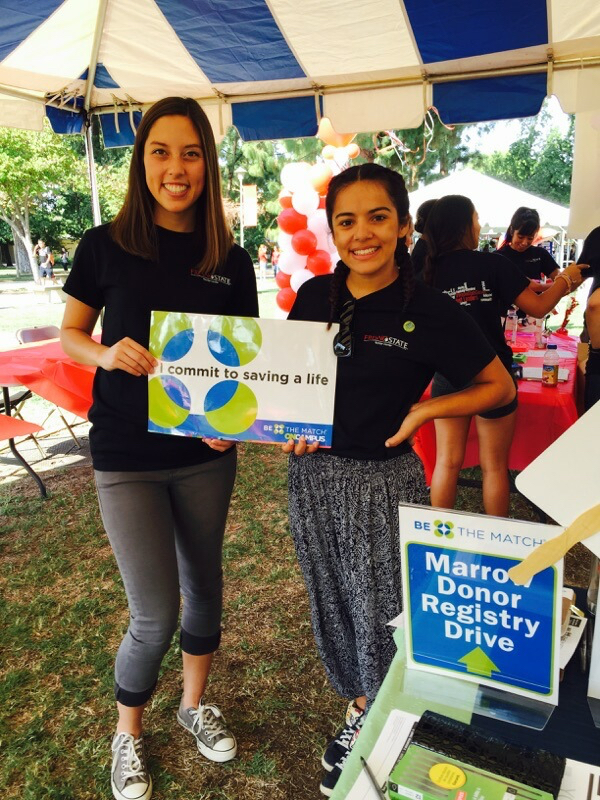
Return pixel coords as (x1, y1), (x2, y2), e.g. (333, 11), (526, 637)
(274, 121), (360, 314)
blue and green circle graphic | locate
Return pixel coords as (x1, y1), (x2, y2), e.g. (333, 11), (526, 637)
(434, 520), (454, 538)
(148, 375), (191, 429)
(149, 311), (194, 361)
(207, 317), (262, 367)
(204, 380), (258, 435)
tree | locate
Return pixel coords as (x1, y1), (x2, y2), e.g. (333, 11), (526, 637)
(0, 124), (87, 279)
(471, 108), (574, 205)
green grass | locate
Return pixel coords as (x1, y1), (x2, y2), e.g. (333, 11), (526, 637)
(0, 446), (591, 799)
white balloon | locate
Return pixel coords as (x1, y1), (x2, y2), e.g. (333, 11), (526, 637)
(278, 229), (293, 250)
(292, 188), (320, 217)
(290, 269), (314, 293)
(280, 162), (311, 193)
(307, 208), (329, 238)
(278, 249), (307, 275)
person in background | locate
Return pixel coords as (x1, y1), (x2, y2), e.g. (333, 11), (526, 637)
(60, 246), (70, 272)
(33, 238), (59, 286)
(258, 242), (268, 281)
(410, 198), (437, 281)
(61, 97), (258, 800)
(424, 195), (585, 517)
(271, 244), (280, 276)
(284, 165), (515, 797)
(497, 207), (560, 283)
(578, 226), (600, 410)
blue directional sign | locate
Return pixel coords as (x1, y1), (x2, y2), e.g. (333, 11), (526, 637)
(405, 542), (558, 696)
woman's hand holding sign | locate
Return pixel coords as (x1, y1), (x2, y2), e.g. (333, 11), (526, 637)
(98, 337), (157, 377)
(282, 435), (320, 456)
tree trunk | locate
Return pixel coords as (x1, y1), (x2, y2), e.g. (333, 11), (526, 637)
(8, 222), (39, 281)
(14, 237), (34, 278)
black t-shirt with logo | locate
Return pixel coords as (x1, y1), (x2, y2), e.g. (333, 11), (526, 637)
(64, 223), (258, 471)
(432, 249), (529, 374)
(579, 226), (600, 297)
(497, 244), (558, 280)
(288, 274), (495, 461)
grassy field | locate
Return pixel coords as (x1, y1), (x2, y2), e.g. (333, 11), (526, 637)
(0, 443), (591, 800)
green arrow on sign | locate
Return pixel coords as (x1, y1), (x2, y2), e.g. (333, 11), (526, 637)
(458, 647), (500, 678)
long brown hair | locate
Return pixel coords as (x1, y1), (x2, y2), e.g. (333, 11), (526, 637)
(423, 194), (474, 284)
(109, 97), (233, 273)
(325, 164), (414, 327)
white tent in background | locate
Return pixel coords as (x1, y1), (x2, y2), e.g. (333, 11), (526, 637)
(408, 168), (569, 231)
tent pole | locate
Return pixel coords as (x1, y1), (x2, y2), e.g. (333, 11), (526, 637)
(84, 117), (102, 227)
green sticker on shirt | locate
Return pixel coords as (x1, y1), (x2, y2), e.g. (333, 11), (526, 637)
(403, 320), (415, 332)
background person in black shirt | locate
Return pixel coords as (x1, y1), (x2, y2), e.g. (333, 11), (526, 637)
(61, 98), (258, 800)
(410, 198), (437, 281)
(578, 226), (600, 410)
(497, 206), (560, 282)
(425, 195), (585, 518)
(282, 165), (515, 797)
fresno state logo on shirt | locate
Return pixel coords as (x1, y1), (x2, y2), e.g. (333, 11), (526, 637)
(363, 334), (408, 350)
(190, 269), (232, 285)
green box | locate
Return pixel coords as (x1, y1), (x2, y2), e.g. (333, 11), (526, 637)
(388, 743), (553, 800)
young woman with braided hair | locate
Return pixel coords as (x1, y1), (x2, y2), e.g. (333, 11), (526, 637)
(283, 164), (515, 796)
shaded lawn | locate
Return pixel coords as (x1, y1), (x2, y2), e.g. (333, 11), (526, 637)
(0, 445), (591, 799)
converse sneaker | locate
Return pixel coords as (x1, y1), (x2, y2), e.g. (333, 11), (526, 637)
(177, 698), (237, 762)
(320, 746), (353, 797)
(111, 732), (152, 800)
(321, 700), (365, 772)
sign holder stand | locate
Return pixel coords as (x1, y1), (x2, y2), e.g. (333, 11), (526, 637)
(399, 504), (563, 731)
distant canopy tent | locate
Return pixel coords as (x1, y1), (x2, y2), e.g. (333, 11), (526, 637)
(0, 0), (599, 231)
(408, 168), (570, 230)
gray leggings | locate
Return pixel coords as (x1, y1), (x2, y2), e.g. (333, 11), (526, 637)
(95, 449), (236, 707)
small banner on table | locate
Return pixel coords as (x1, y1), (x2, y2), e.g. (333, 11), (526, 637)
(147, 312), (337, 445)
(399, 505), (563, 704)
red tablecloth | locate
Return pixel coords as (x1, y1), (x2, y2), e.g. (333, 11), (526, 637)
(0, 338), (95, 420)
(0, 413), (43, 441)
(413, 331), (579, 483)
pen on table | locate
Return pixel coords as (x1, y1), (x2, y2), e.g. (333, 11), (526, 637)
(360, 755), (387, 800)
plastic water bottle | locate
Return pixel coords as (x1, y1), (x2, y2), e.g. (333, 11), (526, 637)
(534, 316), (545, 348)
(542, 344), (559, 387)
(505, 308), (518, 344)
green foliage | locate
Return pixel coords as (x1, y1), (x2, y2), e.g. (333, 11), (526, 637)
(471, 108), (574, 204)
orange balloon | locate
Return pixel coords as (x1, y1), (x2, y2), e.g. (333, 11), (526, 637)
(321, 144), (336, 160)
(309, 163), (333, 194)
(346, 143), (360, 159)
(317, 117), (355, 148)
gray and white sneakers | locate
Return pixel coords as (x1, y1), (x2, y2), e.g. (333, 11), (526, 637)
(111, 732), (152, 800)
(176, 698), (237, 763)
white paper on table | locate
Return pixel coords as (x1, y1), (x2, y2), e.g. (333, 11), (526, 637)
(559, 615), (587, 669)
(558, 758), (600, 799)
(387, 612), (404, 629)
(346, 709), (419, 800)
(515, 400), (600, 558)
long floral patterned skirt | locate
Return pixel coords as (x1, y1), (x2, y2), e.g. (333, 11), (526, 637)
(288, 450), (429, 705)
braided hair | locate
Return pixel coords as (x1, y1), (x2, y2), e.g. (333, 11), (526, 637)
(423, 195), (475, 285)
(324, 164), (415, 328)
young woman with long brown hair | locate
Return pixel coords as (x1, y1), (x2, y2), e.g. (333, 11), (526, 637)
(61, 97), (258, 800)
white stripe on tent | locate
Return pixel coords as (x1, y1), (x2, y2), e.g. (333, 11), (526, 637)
(268, 0), (419, 78)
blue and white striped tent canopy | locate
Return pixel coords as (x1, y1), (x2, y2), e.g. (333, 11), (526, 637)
(0, 0), (599, 146)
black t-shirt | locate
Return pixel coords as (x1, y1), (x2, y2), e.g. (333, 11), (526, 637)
(498, 244), (558, 280)
(432, 250), (528, 373)
(411, 237), (428, 281)
(288, 275), (495, 461)
(64, 224), (258, 471)
(579, 226), (600, 297)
